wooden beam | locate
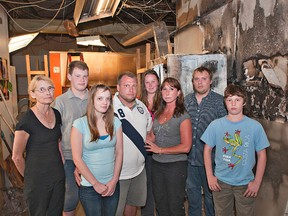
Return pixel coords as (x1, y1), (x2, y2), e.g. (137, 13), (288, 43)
(121, 23), (154, 47)
(0, 116), (23, 188)
(153, 22), (172, 57)
(145, 43), (151, 68)
(26, 55), (49, 86)
(0, 90), (16, 127)
(136, 48), (141, 70)
(136, 43), (152, 73)
(120, 22), (175, 47)
(1, 156), (24, 188)
(73, 0), (85, 26)
(0, 120), (4, 208)
(26, 55), (49, 102)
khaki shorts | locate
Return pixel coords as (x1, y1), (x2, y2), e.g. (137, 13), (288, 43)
(213, 180), (255, 216)
(115, 168), (147, 216)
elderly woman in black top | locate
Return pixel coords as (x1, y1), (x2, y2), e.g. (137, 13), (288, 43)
(12, 75), (65, 216)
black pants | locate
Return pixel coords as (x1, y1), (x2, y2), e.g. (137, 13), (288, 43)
(24, 178), (65, 216)
(141, 155), (155, 216)
(152, 159), (187, 216)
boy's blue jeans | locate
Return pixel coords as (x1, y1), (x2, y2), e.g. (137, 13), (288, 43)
(63, 160), (79, 212)
(213, 180), (255, 216)
(186, 164), (215, 216)
(79, 182), (120, 216)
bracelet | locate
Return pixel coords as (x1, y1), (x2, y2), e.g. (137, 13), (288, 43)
(159, 148), (162, 155)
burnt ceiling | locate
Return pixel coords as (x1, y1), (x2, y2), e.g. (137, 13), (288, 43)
(0, 0), (176, 46)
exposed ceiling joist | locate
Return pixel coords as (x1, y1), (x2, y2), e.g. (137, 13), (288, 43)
(119, 21), (175, 47)
(1, 0), (176, 48)
(9, 19), (144, 36)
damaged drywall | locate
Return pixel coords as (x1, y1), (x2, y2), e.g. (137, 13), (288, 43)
(201, 2), (238, 82)
(175, 0), (288, 82)
(236, 0), (288, 80)
(244, 56), (287, 91)
(259, 0), (277, 16)
(175, 0), (288, 119)
(242, 54), (287, 122)
(239, 0), (257, 31)
(255, 119), (288, 216)
(176, 0), (229, 29)
(174, 1), (288, 215)
(176, 0), (201, 28)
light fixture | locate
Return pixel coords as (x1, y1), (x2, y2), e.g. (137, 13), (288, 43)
(76, 35), (106, 46)
(8, 33), (39, 53)
(74, 0), (121, 25)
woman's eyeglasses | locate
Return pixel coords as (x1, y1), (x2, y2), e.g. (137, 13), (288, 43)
(34, 86), (55, 93)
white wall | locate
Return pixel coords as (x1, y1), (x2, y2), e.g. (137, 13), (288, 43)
(0, 7), (16, 160)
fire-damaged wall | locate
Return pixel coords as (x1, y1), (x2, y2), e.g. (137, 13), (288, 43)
(244, 55), (287, 122)
(175, 0), (287, 83)
(175, 0), (288, 215)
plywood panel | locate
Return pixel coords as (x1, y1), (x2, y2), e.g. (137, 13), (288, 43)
(174, 26), (204, 54)
(49, 52), (136, 90)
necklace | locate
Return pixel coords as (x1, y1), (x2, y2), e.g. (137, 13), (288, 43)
(159, 108), (174, 123)
(35, 105), (53, 124)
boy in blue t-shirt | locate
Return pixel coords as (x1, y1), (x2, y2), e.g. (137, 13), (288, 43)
(202, 84), (270, 216)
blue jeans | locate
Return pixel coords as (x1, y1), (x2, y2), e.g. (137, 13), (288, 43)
(186, 165), (215, 216)
(63, 160), (79, 212)
(79, 182), (120, 216)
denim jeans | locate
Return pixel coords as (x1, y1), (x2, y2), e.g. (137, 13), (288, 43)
(186, 165), (215, 216)
(63, 160), (79, 212)
(79, 182), (120, 216)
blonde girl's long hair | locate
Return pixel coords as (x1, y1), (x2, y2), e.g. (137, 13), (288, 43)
(87, 84), (114, 142)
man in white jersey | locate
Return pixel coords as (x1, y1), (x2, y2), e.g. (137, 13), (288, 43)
(114, 71), (152, 216)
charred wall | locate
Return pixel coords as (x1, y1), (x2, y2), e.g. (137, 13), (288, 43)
(175, 0), (288, 215)
(175, 0), (288, 122)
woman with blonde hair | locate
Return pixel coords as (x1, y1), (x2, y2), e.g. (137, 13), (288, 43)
(71, 84), (123, 216)
(12, 75), (65, 216)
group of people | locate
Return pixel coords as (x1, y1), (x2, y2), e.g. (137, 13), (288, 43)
(12, 60), (270, 216)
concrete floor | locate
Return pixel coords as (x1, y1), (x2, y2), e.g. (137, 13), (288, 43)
(6, 191), (288, 216)
(75, 198), (193, 216)
(0, 192), (202, 216)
